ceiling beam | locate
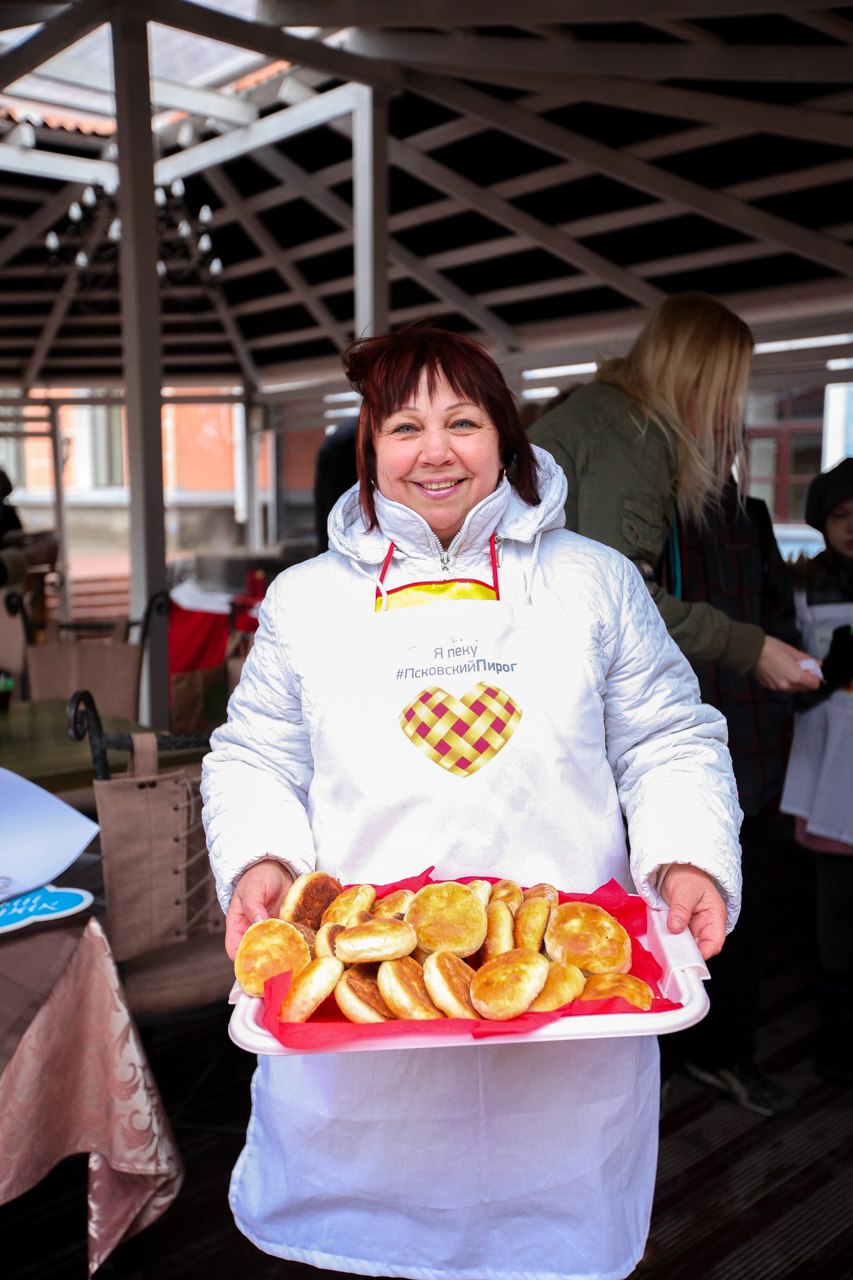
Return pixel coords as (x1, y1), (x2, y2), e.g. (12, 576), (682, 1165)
(252, 143), (520, 348)
(276, 76), (663, 314)
(208, 288), (262, 390)
(0, 181), (83, 268)
(25, 61), (261, 125)
(0, 0), (113, 89)
(0, 143), (115, 183)
(21, 203), (110, 391)
(344, 28), (853, 83)
(409, 71), (853, 279)
(560, 75), (853, 151)
(203, 164), (352, 351)
(128, 0), (403, 90)
(253, 1), (834, 24)
(154, 80), (357, 184)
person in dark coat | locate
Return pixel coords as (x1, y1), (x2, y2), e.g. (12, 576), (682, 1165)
(313, 421), (358, 552)
(660, 475), (800, 1116)
(0, 468), (23, 545)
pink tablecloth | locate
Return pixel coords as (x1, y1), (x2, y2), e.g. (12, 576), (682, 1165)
(0, 917), (183, 1273)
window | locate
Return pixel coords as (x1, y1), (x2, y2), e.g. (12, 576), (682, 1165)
(745, 387), (824, 521)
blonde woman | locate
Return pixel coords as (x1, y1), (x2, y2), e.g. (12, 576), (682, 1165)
(530, 292), (818, 693)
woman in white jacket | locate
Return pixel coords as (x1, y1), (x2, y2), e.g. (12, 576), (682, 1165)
(202, 322), (741, 1280)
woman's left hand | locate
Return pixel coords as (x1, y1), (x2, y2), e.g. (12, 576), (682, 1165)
(224, 858), (294, 960)
(659, 864), (727, 959)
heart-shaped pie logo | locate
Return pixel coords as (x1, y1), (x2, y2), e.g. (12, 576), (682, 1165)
(400, 683), (522, 777)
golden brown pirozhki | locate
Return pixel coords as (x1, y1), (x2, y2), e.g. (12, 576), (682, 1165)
(422, 951), (481, 1019)
(513, 896), (551, 953)
(334, 918), (418, 964)
(277, 956), (344, 1023)
(480, 898), (516, 963)
(579, 972), (654, 1011)
(470, 948), (549, 1020)
(279, 871), (343, 931)
(378, 955), (445, 1020)
(404, 881), (487, 958)
(489, 878), (524, 915)
(371, 888), (416, 920)
(321, 883), (377, 927)
(334, 963), (394, 1022)
(528, 961), (586, 1012)
(234, 918), (312, 997)
(544, 901), (632, 974)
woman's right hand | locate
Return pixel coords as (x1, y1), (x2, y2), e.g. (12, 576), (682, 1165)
(224, 858), (294, 960)
(752, 635), (822, 692)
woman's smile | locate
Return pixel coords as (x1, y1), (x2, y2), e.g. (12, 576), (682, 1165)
(374, 369), (502, 548)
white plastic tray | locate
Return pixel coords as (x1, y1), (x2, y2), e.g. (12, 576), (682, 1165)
(228, 905), (710, 1057)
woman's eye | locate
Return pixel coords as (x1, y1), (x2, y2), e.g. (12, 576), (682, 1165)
(450, 418), (478, 431)
(390, 422), (418, 435)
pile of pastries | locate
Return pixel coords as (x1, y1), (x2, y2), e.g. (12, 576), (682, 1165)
(233, 871), (655, 1025)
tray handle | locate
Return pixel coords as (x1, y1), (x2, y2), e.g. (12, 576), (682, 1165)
(644, 906), (710, 1003)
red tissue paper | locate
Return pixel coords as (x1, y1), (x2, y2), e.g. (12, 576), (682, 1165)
(261, 872), (682, 1052)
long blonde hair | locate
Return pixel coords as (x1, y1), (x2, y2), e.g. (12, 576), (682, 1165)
(596, 292), (753, 523)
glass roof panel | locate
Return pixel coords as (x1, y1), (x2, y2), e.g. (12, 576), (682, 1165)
(0, 0), (266, 125)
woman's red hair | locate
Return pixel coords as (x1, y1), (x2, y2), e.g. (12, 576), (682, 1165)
(342, 322), (541, 529)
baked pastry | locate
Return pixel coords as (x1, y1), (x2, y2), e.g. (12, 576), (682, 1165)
(404, 881), (487, 958)
(489, 878), (523, 915)
(334, 963), (394, 1022)
(321, 882), (377, 927)
(528, 961), (586, 1012)
(279, 870), (343, 931)
(314, 921), (344, 958)
(277, 956), (344, 1023)
(422, 951), (481, 1019)
(378, 955), (445, 1020)
(481, 898), (516, 962)
(290, 920), (316, 955)
(523, 881), (559, 907)
(334, 918), (418, 964)
(544, 901), (632, 974)
(371, 888), (416, 920)
(513, 896), (551, 953)
(470, 948), (549, 1020)
(466, 879), (493, 907)
(579, 972), (654, 1011)
(234, 917), (312, 996)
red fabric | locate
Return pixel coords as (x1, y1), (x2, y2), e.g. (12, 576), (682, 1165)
(229, 596), (260, 634)
(168, 602), (230, 676)
(261, 874), (681, 1052)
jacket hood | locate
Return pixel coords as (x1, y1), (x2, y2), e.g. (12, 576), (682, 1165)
(327, 444), (567, 567)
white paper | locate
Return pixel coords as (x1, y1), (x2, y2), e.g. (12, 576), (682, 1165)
(0, 768), (99, 903)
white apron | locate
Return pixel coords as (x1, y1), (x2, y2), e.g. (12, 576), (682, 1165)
(230, 591), (659, 1280)
(781, 596), (853, 847)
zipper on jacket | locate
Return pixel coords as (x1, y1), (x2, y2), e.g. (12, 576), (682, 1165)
(439, 548), (451, 573)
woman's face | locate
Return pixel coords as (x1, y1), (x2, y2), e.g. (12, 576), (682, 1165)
(824, 497), (853, 558)
(373, 369), (502, 548)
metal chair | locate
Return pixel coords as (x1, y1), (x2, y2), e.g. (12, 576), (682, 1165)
(6, 589), (169, 719)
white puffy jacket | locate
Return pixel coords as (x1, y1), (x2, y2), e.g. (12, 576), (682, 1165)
(202, 447), (742, 928)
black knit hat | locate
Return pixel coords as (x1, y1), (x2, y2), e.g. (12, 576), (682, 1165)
(805, 457), (853, 532)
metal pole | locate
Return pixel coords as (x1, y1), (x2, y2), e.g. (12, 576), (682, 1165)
(110, 11), (169, 727)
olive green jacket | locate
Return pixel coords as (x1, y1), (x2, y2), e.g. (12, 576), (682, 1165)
(529, 381), (764, 674)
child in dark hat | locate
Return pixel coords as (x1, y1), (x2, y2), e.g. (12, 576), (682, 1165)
(781, 456), (853, 1086)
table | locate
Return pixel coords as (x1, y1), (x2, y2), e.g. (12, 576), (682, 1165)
(168, 579), (258, 678)
(0, 699), (144, 792)
(0, 915), (183, 1274)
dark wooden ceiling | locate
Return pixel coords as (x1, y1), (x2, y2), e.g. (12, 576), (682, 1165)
(1, 1), (852, 408)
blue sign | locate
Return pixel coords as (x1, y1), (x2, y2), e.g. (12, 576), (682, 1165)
(0, 885), (93, 934)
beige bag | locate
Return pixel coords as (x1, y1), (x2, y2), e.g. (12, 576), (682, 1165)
(26, 638), (143, 721)
(93, 733), (223, 964)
